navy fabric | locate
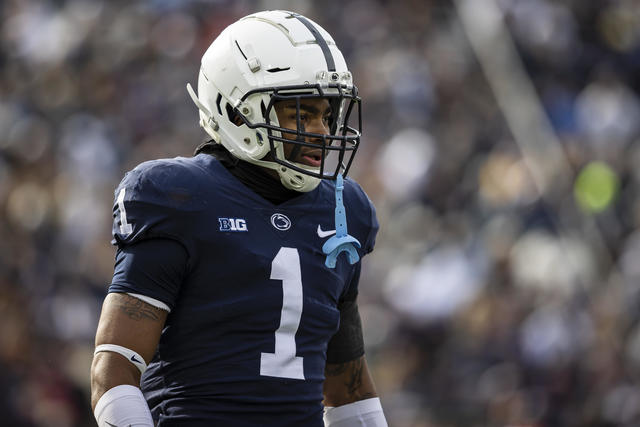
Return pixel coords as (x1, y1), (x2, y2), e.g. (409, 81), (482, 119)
(107, 154), (378, 426)
(112, 239), (188, 310)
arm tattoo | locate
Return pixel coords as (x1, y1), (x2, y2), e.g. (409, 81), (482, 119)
(344, 358), (363, 397)
(118, 295), (161, 321)
(324, 361), (350, 377)
(325, 358), (376, 400)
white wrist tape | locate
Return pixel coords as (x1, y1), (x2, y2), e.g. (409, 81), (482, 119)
(95, 344), (147, 374)
(324, 397), (388, 427)
(94, 384), (154, 427)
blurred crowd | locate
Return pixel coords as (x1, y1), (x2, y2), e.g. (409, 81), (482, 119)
(2, 0), (640, 425)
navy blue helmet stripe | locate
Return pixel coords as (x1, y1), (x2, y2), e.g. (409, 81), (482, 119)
(291, 13), (336, 71)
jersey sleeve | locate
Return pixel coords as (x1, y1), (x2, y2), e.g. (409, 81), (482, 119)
(111, 159), (199, 251)
(326, 264), (365, 363)
(109, 159), (201, 306)
(336, 178), (379, 302)
(109, 239), (188, 310)
(325, 181), (378, 363)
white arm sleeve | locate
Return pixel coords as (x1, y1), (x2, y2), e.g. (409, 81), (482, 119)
(94, 384), (154, 427)
(324, 397), (388, 427)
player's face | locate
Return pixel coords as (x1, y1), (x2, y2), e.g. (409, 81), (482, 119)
(274, 98), (333, 168)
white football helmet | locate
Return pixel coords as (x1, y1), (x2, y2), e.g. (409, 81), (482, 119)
(187, 10), (361, 192)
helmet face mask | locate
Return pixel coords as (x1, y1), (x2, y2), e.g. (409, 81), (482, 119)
(239, 82), (361, 182)
(187, 10), (362, 192)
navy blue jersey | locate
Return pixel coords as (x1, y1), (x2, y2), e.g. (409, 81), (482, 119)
(108, 154), (378, 426)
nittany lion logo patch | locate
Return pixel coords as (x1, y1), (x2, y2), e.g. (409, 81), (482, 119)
(270, 213), (291, 231)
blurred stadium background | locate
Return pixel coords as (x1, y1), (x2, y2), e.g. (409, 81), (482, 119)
(2, 0), (640, 425)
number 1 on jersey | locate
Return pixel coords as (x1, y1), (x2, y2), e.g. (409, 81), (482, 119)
(260, 247), (305, 380)
(117, 188), (133, 236)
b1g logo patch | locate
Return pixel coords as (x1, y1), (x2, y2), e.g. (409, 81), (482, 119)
(219, 217), (248, 232)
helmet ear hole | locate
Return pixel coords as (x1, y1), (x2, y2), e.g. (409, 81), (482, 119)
(225, 103), (242, 127)
(215, 93), (223, 115)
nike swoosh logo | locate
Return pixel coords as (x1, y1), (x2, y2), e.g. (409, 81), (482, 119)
(131, 354), (142, 364)
(317, 225), (336, 238)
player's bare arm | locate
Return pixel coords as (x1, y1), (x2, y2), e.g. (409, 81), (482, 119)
(323, 355), (378, 406)
(91, 293), (168, 410)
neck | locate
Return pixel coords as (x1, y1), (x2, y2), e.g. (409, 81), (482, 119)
(195, 142), (301, 205)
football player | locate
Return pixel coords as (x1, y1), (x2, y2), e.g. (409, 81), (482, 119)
(90, 10), (387, 427)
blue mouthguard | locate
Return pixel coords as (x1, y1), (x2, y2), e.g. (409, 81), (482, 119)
(323, 173), (361, 268)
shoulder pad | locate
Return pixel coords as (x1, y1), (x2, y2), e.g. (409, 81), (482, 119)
(112, 157), (205, 246)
